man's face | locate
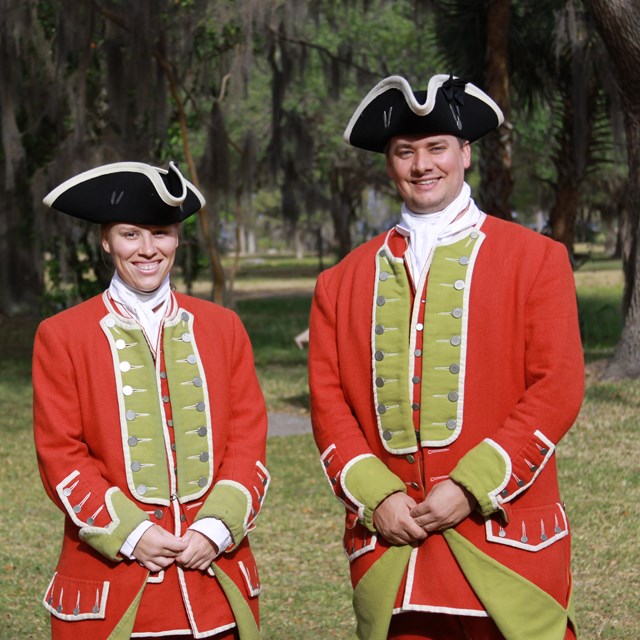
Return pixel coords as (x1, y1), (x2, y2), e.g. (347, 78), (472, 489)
(385, 134), (471, 214)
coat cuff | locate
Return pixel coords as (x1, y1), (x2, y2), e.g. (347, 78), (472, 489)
(79, 489), (150, 561)
(449, 440), (510, 517)
(342, 454), (407, 531)
(195, 462), (270, 548)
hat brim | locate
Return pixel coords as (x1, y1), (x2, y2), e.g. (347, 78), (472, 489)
(43, 161), (206, 225)
(344, 75), (504, 153)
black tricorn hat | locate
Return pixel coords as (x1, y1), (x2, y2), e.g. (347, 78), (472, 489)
(43, 161), (205, 225)
(344, 74), (504, 153)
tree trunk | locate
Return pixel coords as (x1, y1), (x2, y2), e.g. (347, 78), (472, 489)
(478, 0), (513, 220)
(586, 0), (640, 378)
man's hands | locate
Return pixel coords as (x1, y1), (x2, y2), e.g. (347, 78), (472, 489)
(373, 480), (476, 545)
(372, 492), (427, 545)
(133, 526), (186, 572)
(134, 526), (219, 572)
(410, 479), (476, 533)
(177, 529), (220, 571)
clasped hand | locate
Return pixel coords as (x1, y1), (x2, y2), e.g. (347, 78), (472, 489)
(133, 526), (219, 573)
(372, 479), (476, 546)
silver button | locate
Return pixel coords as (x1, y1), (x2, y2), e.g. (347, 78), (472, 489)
(376, 296), (386, 306)
(162, 395), (170, 403)
(73, 607), (80, 616)
(541, 533), (548, 541)
(414, 349), (422, 357)
(470, 231), (479, 239)
(411, 402), (420, 410)
(412, 376), (420, 384)
(159, 371), (167, 379)
(459, 256), (470, 265)
(382, 430), (393, 441)
(196, 401), (205, 412)
(171, 443), (176, 451)
(197, 426), (207, 437)
(410, 481), (419, 490)
(181, 311), (189, 322)
(122, 385), (133, 396)
(498, 529), (506, 538)
(86, 517), (94, 526)
(56, 604), (63, 613)
(167, 419), (174, 427)
(375, 324), (385, 335)
(137, 484), (147, 495)
(374, 350), (384, 361)
(187, 354), (197, 364)
(378, 250), (386, 257)
(454, 280), (465, 291)
(377, 404), (387, 415)
(128, 436), (139, 446)
(448, 391), (459, 402)
(375, 377), (385, 388)
(119, 361), (131, 372)
(92, 605), (100, 614)
(406, 454), (415, 463)
(181, 332), (192, 343)
(180, 514), (187, 522)
(126, 409), (136, 421)
(131, 461), (141, 472)
(154, 509), (163, 519)
(63, 488), (72, 496)
(450, 335), (461, 346)
(379, 272), (390, 281)
(199, 452), (209, 462)
(521, 535), (528, 543)
(446, 419), (457, 430)
(198, 477), (207, 487)
(193, 376), (203, 387)
(449, 363), (460, 374)
(452, 307), (463, 318)
(105, 317), (116, 327)
(416, 323), (424, 331)
(115, 339), (126, 350)
(73, 504), (81, 513)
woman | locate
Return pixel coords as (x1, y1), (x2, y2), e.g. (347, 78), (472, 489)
(33, 161), (269, 640)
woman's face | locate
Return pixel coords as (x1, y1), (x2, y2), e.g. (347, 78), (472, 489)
(101, 223), (180, 292)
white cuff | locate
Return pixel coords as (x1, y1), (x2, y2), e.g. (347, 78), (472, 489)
(120, 521), (155, 560)
(189, 517), (233, 556)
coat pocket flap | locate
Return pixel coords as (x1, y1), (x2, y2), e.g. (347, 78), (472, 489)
(343, 512), (377, 562)
(485, 502), (568, 552)
(43, 572), (109, 621)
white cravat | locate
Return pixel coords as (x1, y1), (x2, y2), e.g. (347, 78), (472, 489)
(397, 182), (482, 282)
(108, 271), (171, 350)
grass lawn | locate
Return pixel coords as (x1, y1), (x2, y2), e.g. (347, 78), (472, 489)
(0, 254), (638, 639)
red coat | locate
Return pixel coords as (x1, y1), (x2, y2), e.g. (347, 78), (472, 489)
(309, 215), (584, 639)
(33, 292), (269, 639)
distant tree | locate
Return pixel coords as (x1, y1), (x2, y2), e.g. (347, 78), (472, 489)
(585, 0), (640, 379)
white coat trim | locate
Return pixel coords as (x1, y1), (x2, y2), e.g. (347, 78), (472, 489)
(239, 560), (262, 597)
(484, 438), (512, 512)
(399, 547), (487, 616)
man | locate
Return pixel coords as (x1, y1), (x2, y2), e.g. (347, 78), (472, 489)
(309, 75), (583, 640)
